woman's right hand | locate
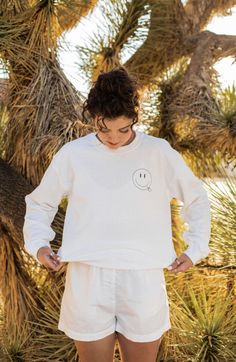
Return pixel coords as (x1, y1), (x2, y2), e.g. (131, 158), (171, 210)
(36, 246), (64, 271)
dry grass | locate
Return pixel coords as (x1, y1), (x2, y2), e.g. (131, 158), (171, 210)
(165, 269), (236, 361)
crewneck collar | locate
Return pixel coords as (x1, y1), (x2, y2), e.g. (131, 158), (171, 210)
(89, 130), (144, 154)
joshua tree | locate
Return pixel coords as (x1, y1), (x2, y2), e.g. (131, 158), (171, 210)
(0, 1), (235, 361)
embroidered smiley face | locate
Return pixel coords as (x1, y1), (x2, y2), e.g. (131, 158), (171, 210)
(132, 168), (152, 191)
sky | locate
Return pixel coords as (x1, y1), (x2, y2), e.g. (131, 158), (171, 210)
(58, 5), (236, 96)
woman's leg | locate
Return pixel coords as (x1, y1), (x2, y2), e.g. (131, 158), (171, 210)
(116, 332), (162, 362)
(115, 268), (170, 361)
(74, 332), (116, 362)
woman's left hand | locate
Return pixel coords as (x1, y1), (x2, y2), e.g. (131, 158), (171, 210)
(166, 253), (194, 273)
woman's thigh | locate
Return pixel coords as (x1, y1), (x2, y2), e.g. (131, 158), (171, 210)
(74, 332), (116, 362)
(116, 332), (162, 362)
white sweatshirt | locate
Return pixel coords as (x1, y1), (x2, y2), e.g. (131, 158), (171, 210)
(23, 130), (211, 269)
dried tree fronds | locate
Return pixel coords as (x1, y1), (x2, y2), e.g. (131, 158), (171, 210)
(0, 229), (42, 333)
(56, 0), (98, 35)
(137, 57), (189, 138)
(0, 106), (8, 159)
(0, 3), (57, 57)
(77, 0), (150, 82)
(138, 59), (229, 178)
(27, 275), (78, 362)
(4, 57), (91, 184)
(196, 84), (236, 163)
(155, 30), (236, 161)
(0, 0), (28, 16)
(171, 198), (188, 257)
(0, 157), (34, 244)
(193, 83), (236, 165)
(3, 56), (91, 184)
(0, 1), (93, 184)
(0, 0), (98, 48)
(0, 155), (66, 284)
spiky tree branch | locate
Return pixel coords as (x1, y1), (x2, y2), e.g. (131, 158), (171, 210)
(161, 30), (236, 157)
(125, 0), (190, 84)
(56, 0), (98, 35)
(185, 0), (236, 32)
(125, 0), (236, 86)
(177, 30), (236, 111)
(80, 0), (150, 81)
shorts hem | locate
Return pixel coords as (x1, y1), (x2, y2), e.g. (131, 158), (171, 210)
(115, 323), (172, 342)
(58, 322), (115, 341)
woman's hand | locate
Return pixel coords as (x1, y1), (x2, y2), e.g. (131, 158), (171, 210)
(36, 246), (64, 271)
(166, 253), (193, 273)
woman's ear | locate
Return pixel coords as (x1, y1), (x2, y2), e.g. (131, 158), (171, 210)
(94, 115), (104, 131)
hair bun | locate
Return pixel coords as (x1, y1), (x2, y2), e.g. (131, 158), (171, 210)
(97, 67), (132, 95)
(82, 67), (140, 124)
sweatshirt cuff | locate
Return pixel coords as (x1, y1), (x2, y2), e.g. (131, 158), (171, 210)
(24, 241), (51, 263)
(183, 243), (211, 265)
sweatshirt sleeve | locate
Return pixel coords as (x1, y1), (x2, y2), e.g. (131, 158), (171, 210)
(160, 140), (211, 265)
(23, 145), (72, 262)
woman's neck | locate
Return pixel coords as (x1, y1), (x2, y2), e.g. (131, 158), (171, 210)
(122, 130), (136, 146)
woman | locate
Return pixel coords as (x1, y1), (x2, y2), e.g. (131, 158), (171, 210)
(23, 66), (211, 362)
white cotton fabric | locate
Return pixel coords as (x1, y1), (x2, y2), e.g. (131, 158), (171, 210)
(58, 262), (171, 342)
(23, 130), (211, 268)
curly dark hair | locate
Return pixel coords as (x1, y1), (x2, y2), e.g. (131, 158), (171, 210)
(82, 66), (140, 129)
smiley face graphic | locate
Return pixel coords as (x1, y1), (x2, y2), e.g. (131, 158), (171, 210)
(132, 168), (152, 191)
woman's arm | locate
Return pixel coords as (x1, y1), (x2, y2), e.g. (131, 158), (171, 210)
(161, 140), (211, 266)
(23, 146), (71, 265)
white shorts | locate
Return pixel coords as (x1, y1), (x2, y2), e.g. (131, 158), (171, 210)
(58, 262), (171, 343)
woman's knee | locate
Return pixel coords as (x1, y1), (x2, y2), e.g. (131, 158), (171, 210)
(116, 332), (162, 362)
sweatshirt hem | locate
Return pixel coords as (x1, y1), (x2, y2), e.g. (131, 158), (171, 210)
(56, 256), (178, 270)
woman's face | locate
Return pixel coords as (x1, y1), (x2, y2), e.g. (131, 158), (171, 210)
(94, 115), (135, 149)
